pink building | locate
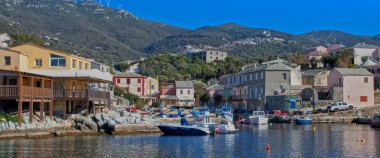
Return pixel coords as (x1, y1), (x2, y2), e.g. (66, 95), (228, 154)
(328, 68), (374, 107)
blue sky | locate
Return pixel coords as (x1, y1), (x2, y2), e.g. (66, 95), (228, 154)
(98, 0), (380, 36)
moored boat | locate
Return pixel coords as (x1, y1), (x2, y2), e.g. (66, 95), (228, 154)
(156, 118), (210, 135)
(352, 117), (373, 124)
(249, 111), (268, 125)
(371, 114), (380, 128)
(294, 117), (312, 125)
(269, 115), (291, 123)
(215, 120), (238, 134)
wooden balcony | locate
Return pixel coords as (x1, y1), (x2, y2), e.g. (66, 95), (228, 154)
(0, 85), (53, 101)
(54, 89), (110, 101)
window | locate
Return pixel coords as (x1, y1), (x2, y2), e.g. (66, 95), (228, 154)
(216, 57), (219, 60)
(35, 59), (42, 67)
(261, 72), (264, 79)
(360, 96), (368, 102)
(151, 85), (155, 90)
(102, 67), (104, 71)
(72, 59), (76, 68)
(283, 73), (287, 80)
(127, 79), (130, 84)
(4, 56), (11, 65)
(137, 87), (141, 92)
(255, 73), (258, 80)
(85, 63), (89, 69)
(180, 90), (183, 94)
(188, 90), (190, 94)
(117, 79), (120, 83)
(50, 54), (66, 67)
(364, 77), (368, 83)
(250, 74), (252, 80)
(210, 56), (212, 59)
(79, 62), (83, 69)
(138, 79), (141, 83)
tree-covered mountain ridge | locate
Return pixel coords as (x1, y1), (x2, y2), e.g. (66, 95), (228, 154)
(0, 0), (379, 62)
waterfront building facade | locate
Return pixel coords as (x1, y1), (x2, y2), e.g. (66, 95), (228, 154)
(327, 68), (374, 107)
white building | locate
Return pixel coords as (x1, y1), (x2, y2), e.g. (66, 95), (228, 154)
(353, 42), (379, 65)
(175, 81), (195, 106)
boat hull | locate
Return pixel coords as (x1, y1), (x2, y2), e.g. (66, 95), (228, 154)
(352, 118), (373, 124)
(250, 118), (268, 125)
(269, 116), (291, 123)
(157, 125), (210, 135)
(294, 119), (312, 125)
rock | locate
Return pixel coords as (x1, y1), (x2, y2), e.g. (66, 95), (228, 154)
(25, 123), (36, 129)
(8, 121), (16, 130)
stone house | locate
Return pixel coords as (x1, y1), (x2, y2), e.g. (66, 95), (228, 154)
(302, 69), (330, 89)
(328, 68), (374, 107)
(223, 62), (297, 111)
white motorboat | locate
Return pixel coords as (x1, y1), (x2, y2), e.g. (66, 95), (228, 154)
(249, 111), (268, 125)
(215, 119), (238, 134)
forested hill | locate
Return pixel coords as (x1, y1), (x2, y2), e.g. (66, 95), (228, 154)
(0, 0), (379, 62)
(0, 0), (185, 62)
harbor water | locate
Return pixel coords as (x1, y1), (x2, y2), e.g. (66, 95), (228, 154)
(0, 124), (379, 158)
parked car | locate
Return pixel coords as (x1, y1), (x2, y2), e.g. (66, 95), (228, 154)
(328, 102), (353, 112)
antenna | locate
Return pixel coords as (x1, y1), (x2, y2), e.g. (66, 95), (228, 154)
(99, 0), (102, 5)
(106, 0), (111, 7)
(117, 4), (123, 10)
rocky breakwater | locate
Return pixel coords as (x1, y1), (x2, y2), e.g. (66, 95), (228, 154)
(0, 110), (158, 139)
(87, 110), (159, 135)
(0, 113), (72, 138)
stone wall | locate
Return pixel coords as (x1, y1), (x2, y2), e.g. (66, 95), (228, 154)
(332, 87), (343, 102)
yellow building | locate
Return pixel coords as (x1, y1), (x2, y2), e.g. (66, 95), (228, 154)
(0, 48), (28, 71)
(0, 44), (112, 120)
(10, 44), (92, 70)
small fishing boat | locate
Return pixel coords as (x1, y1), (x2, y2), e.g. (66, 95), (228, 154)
(294, 117), (312, 125)
(249, 111), (268, 125)
(352, 117), (373, 124)
(371, 114), (380, 128)
(156, 118), (210, 135)
(268, 115), (291, 123)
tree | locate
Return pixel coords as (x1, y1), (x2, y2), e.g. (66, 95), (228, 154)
(336, 48), (354, 68)
(214, 94), (223, 107)
(200, 94), (210, 106)
(309, 57), (319, 69)
(290, 52), (308, 65)
(321, 55), (337, 68)
(361, 56), (371, 63)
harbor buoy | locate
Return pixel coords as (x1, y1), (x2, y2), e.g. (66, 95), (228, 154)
(266, 144), (271, 151)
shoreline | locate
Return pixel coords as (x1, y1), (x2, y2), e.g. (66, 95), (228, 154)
(0, 117), (373, 139)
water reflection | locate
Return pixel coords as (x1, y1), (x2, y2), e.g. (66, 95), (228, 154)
(0, 124), (378, 157)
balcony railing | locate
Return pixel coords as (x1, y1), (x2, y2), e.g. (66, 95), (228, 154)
(0, 85), (18, 97)
(54, 89), (110, 100)
(0, 85), (53, 98)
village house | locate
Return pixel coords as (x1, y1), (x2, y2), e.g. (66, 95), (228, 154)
(159, 81), (195, 107)
(328, 68), (374, 107)
(175, 81), (195, 107)
(353, 42), (379, 65)
(304, 46), (329, 68)
(113, 72), (159, 104)
(223, 60), (302, 111)
(302, 69), (330, 89)
(187, 47), (228, 63)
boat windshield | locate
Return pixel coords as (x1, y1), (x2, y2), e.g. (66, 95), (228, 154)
(253, 111), (265, 116)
